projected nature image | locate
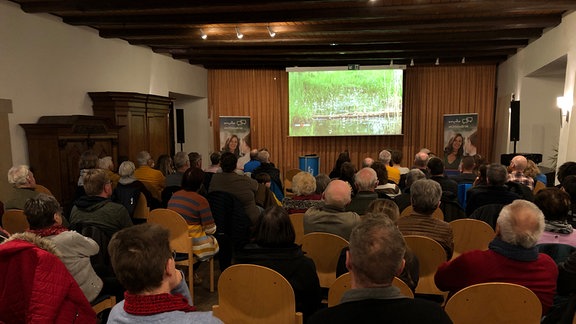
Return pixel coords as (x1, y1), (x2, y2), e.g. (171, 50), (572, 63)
(289, 69), (403, 136)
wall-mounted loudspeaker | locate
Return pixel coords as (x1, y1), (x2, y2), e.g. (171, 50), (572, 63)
(510, 100), (520, 142)
(176, 109), (185, 144)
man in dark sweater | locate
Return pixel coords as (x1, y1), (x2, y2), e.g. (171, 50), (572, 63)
(308, 218), (452, 324)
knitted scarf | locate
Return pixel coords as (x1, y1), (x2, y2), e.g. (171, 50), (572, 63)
(544, 220), (573, 234)
(28, 225), (68, 237)
(488, 237), (538, 262)
(123, 292), (197, 315)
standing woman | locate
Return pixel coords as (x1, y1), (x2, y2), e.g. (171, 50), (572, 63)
(443, 133), (464, 170)
(222, 134), (240, 158)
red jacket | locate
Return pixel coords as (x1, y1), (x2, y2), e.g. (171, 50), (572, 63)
(0, 234), (96, 323)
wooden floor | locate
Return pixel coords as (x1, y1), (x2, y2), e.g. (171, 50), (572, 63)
(190, 259), (222, 311)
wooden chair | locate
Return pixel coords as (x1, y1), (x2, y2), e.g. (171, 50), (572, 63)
(92, 295), (116, 315)
(400, 205), (444, 221)
(533, 180), (546, 194)
(132, 192), (149, 221)
(444, 282), (542, 324)
(34, 184), (54, 196)
(148, 208), (215, 303)
(403, 235), (447, 297)
(212, 264), (303, 324)
(2, 209), (29, 234)
(302, 232), (349, 289)
(288, 213), (305, 245)
(449, 218), (495, 260)
(328, 273), (413, 307)
(284, 168), (302, 197)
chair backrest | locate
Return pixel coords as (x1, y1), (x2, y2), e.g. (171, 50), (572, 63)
(289, 213), (305, 245)
(400, 205), (444, 221)
(72, 222), (113, 269)
(449, 218), (495, 260)
(403, 235), (447, 295)
(533, 180), (546, 195)
(469, 203), (505, 229)
(457, 183), (473, 210)
(302, 232), (349, 288)
(328, 273), (413, 307)
(148, 208), (191, 254)
(132, 192), (149, 220)
(537, 243), (576, 265)
(284, 168), (302, 196)
(34, 184), (54, 196)
(2, 209), (29, 234)
(444, 282), (542, 324)
(92, 295), (116, 315)
(213, 264), (303, 324)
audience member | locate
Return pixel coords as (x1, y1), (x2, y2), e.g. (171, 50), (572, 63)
(361, 157), (374, 168)
(435, 200), (558, 313)
(156, 154), (175, 177)
(308, 218), (451, 324)
(221, 134), (240, 158)
(329, 151), (351, 179)
(558, 161), (576, 186)
(235, 206), (322, 320)
(107, 223), (222, 323)
(546, 250), (576, 322)
(166, 151), (190, 187)
(70, 169), (133, 237)
(315, 173), (331, 195)
(282, 171), (323, 214)
(397, 179), (454, 259)
(188, 152), (203, 169)
(76, 150), (99, 200)
(391, 149), (410, 189)
(236, 133), (252, 170)
(534, 187), (576, 246)
(466, 163), (521, 216)
(508, 155), (535, 190)
(112, 161), (153, 218)
(253, 173), (282, 209)
(427, 157), (458, 196)
(242, 149), (261, 173)
(99, 156), (120, 188)
(347, 167), (380, 215)
(393, 169), (427, 213)
(372, 161), (401, 199)
(472, 163), (488, 186)
(525, 159), (547, 186)
(204, 152), (221, 174)
(209, 152), (261, 225)
(338, 161), (358, 195)
(366, 199), (401, 222)
(378, 149), (400, 184)
(464, 131), (478, 156)
(443, 133), (464, 170)
(562, 175), (576, 224)
(25, 193), (103, 303)
(450, 155), (477, 184)
(252, 150), (284, 200)
(304, 179), (360, 240)
(133, 150), (166, 202)
(412, 151), (430, 177)
(5, 165), (39, 209)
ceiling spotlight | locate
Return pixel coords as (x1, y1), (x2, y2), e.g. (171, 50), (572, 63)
(236, 27), (243, 39)
(435, 58), (440, 66)
(461, 57), (466, 64)
(200, 29), (207, 40)
(410, 59), (414, 66)
(267, 26), (276, 38)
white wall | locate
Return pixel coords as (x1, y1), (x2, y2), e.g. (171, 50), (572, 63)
(497, 11), (576, 172)
(0, 0), (208, 167)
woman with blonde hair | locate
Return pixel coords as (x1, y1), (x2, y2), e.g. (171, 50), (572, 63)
(282, 171), (323, 213)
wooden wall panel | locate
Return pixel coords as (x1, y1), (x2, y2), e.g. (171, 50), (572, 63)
(209, 65), (496, 178)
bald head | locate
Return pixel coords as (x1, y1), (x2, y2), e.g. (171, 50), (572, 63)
(510, 155), (528, 172)
(362, 157), (374, 168)
(414, 152), (429, 168)
(355, 168), (378, 191)
(497, 200), (545, 249)
(324, 180), (352, 208)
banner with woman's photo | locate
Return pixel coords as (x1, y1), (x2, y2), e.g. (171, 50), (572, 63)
(219, 116), (252, 169)
(443, 113), (478, 171)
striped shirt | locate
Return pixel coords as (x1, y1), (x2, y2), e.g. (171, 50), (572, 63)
(167, 190), (216, 236)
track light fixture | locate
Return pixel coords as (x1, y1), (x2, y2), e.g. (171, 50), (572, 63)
(200, 29), (207, 40)
(267, 26), (276, 38)
(236, 27), (243, 39)
(435, 58), (440, 66)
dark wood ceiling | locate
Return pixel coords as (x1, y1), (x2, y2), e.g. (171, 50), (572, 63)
(9, 0), (576, 69)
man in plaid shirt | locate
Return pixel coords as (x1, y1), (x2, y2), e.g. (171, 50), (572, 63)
(507, 155), (535, 191)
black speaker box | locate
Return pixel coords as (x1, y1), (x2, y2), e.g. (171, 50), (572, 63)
(176, 109), (185, 144)
(510, 100), (520, 141)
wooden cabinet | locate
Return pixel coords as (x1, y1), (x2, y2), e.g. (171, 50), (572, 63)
(89, 92), (173, 162)
(21, 116), (120, 213)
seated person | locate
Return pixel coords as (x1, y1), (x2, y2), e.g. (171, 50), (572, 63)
(24, 194), (103, 303)
(165, 151), (190, 187)
(112, 161), (153, 218)
(70, 169), (133, 238)
(466, 163), (521, 216)
(372, 161), (401, 199)
(282, 171), (323, 214)
(435, 200), (558, 314)
(450, 155), (477, 184)
(534, 187), (576, 246)
(76, 150), (99, 200)
(99, 156), (121, 189)
(253, 173), (282, 209)
(235, 206), (322, 319)
(308, 218), (451, 324)
(167, 167), (219, 261)
(304, 179), (361, 241)
(5, 165), (40, 209)
(347, 168), (380, 215)
(107, 223), (222, 323)
(133, 150), (166, 203)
